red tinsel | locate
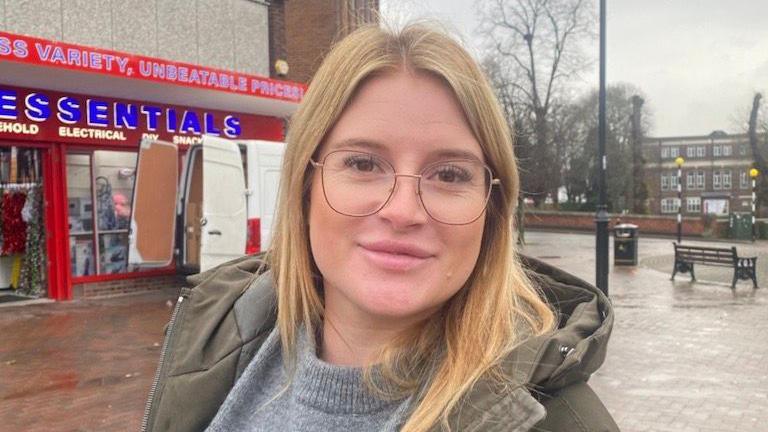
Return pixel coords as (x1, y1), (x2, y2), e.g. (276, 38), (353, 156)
(2, 192), (28, 254)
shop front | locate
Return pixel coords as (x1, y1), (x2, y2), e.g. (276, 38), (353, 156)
(0, 31), (304, 301)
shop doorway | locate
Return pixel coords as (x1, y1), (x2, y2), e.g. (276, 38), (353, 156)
(0, 146), (47, 303)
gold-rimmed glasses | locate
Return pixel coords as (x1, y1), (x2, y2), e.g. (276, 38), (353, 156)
(310, 150), (500, 225)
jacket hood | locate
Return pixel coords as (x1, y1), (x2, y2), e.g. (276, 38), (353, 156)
(508, 256), (614, 394)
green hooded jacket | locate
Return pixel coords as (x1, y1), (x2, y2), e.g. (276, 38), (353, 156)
(141, 255), (619, 432)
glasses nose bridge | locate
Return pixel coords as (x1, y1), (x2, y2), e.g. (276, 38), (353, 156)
(391, 172), (423, 195)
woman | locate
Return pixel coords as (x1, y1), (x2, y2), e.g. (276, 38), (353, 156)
(141, 23), (618, 432)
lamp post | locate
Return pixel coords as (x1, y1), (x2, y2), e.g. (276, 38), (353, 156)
(594, 0), (609, 296)
(751, 168), (760, 242)
(675, 156), (685, 243)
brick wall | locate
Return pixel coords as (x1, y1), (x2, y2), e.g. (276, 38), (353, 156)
(523, 210), (729, 237)
(268, 0), (287, 78)
(72, 274), (187, 299)
(273, 0), (378, 83)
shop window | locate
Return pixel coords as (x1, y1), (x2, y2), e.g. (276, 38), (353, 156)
(67, 151), (138, 277)
(0, 147), (46, 298)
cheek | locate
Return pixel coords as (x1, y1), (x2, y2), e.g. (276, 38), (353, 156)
(438, 220), (485, 290)
(308, 179), (344, 272)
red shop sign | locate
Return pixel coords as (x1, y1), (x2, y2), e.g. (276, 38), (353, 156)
(0, 85), (284, 146)
(0, 31), (305, 102)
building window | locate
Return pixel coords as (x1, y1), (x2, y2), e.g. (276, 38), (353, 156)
(713, 145), (721, 157)
(686, 197), (701, 213)
(686, 146), (696, 158)
(739, 145), (748, 156)
(697, 146), (706, 157)
(661, 198), (681, 214)
(703, 199), (729, 215)
(671, 172), (680, 189)
(661, 147), (669, 158)
(661, 174), (669, 191)
(722, 170), (731, 189)
(670, 147), (679, 158)
(687, 171), (696, 190)
(67, 150), (138, 277)
(723, 145), (732, 156)
(713, 171), (721, 189)
(696, 171), (705, 189)
(741, 171), (749, 189)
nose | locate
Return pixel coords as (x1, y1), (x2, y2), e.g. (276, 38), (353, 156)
(376, 174), (429, 228)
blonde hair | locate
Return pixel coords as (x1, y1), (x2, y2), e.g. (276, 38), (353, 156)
(268, 22), (556, 431)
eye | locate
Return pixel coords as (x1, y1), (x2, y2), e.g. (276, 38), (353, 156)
(343, 154), (383, 173)
(430, 164), (473, 183)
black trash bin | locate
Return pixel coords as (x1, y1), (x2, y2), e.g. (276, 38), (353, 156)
(613, 223), (639, 266)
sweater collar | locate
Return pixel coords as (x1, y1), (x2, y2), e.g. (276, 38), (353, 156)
(293, 328), (405, 415)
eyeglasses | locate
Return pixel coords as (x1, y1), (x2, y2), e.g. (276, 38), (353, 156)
(309, 150), (500, 225)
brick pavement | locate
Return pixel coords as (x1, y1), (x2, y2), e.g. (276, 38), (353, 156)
(522, 232), (768, 432)
(0, 288), (177, 432)
(1, 233), (766, 431)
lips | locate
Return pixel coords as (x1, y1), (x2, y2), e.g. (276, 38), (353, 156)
(358, 240), (435, 271)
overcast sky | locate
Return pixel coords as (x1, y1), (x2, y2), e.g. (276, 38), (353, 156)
(380, 0), (768, 137)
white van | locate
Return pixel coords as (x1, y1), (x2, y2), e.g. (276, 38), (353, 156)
(128, 135), (284, 273)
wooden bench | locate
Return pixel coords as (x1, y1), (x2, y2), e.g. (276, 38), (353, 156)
(671, 243), (758, 289)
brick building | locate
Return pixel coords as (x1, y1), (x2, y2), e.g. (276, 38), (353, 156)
(643, 131), (759, 216)
(269, 0), (379, 82)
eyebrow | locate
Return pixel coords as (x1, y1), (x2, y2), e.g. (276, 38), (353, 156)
(328, 138), (484, 162)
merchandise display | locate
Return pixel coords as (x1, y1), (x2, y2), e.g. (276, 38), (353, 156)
(0, 147), (46, 297)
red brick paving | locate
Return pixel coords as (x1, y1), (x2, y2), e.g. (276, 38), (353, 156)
(0, 288), (177, 432)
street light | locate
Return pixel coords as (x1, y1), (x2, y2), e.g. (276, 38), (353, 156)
(675, 156), (685, 243)
(594, 0), (609, 296)
(751, 168), (760, 242)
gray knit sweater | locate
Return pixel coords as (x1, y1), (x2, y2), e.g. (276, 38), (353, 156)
(205, 327), (413, 432)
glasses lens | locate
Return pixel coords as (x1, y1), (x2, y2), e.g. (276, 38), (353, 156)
(419, 160), (492, 224)
(321, 151), (395, 216)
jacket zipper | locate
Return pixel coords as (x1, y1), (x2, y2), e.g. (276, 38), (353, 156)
(140, 288), (191, 432)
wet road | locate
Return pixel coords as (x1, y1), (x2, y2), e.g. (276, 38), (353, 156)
(0, 231), (766, 431)
(522, 232), (768, 432)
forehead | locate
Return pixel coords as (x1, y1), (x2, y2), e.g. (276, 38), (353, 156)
(321, 70), (484, 163)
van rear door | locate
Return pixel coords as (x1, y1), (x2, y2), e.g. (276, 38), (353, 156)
(242, 140), (284, 253)
(199, 135), (247, 271)
(128, 138), (179, 268)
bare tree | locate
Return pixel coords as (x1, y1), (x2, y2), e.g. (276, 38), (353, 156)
(482, 56), (532, 243)
(478, 0), (594, 207)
